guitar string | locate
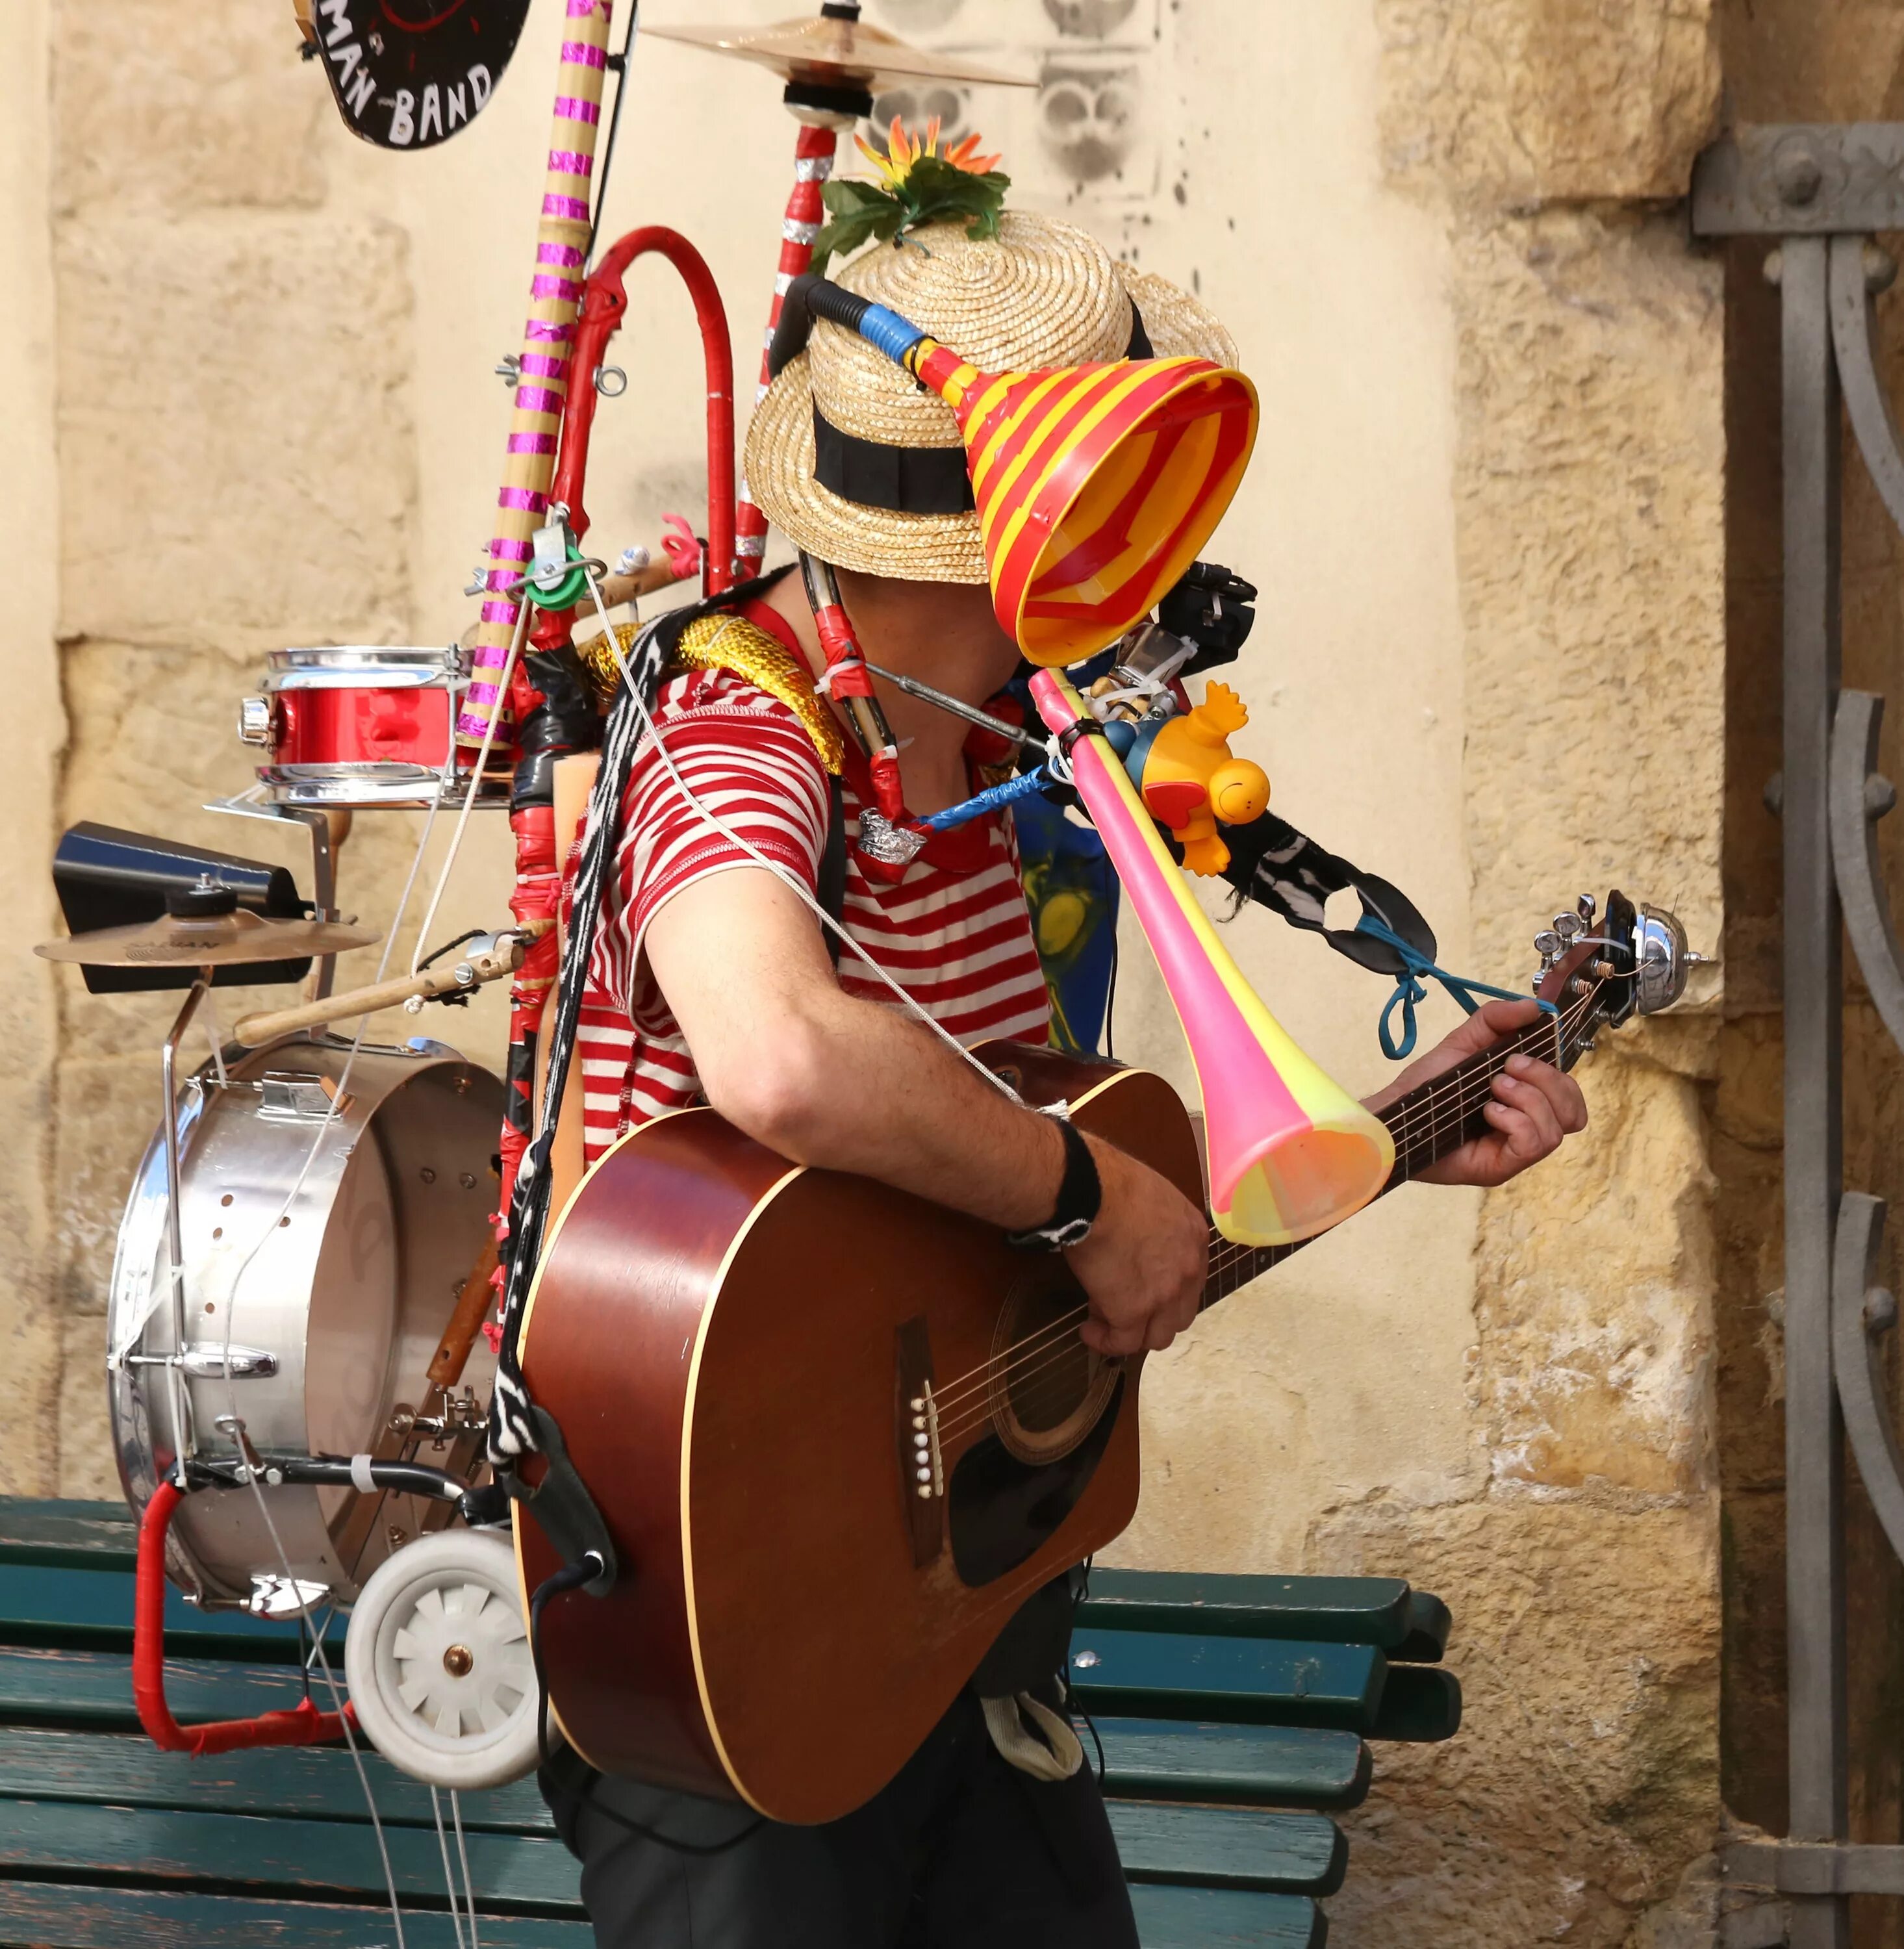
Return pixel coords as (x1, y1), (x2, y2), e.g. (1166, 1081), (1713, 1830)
(1202, 996), (1592, 1295)
(924, 986), (1597, 1420)
(928, 989), (1594, 1424)
(933, 1002), (1599, 1449)
(933, 988), (1601, 1446)
(1204, 989), (1594, 1288)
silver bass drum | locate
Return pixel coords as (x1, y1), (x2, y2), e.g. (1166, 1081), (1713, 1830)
(107, 1034), (503, 1610)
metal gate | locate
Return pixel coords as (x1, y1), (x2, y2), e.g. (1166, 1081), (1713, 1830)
(1696, 125), (1904, 1949)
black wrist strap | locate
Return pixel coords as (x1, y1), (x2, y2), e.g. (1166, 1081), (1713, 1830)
(1005, 1114), (1102, 1253)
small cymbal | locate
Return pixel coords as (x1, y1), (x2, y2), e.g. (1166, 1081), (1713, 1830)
(36, 908), (379, 969)
(642, 14), (1036, 93)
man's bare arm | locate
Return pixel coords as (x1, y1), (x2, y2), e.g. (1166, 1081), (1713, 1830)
(643, 865), (1208, 1355)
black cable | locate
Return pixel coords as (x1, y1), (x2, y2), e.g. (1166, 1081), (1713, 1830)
(586, 2), (641, 270)
(528, 1553), (763, 1856)
(1102, 928), (1118, 1062)
(416, 927), (486, 972)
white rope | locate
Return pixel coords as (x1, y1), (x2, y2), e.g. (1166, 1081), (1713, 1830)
(411, 598), (533, 974)
(579, 575), (1024, 1106)
(451, 1789), (481, 1949)
(431, 1785), (471, 1949)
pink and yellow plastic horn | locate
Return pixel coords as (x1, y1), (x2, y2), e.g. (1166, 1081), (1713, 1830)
(1030, 669), (1394, 1247)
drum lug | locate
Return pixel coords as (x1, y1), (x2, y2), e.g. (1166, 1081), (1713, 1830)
(126, 1344), (279, 1380)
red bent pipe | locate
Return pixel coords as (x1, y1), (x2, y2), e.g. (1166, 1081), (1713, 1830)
(552, 225), (737, 594)
(134, 1479), (356, 1756)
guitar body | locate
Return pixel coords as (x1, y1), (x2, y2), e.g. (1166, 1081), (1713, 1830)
(514, 1044), (1202, 1824)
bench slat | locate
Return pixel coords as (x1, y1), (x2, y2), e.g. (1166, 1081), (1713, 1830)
(1097, 1718), (1371, 1810)
(0, 1644), (332, 1730)
(1129, 1884), (1326, 1948)
(0, 1797), (583, 1911)
(0, 1501), (138, 1573)
(1069, 1632), (1386, 1730)
(0, 1881), (589, 1949)
(1082, 1571), (1410, 1649)
(1110, 1803), (1345, 1896)
(0, 1726), (553, 1833)
(0, 1565), (312, 1663)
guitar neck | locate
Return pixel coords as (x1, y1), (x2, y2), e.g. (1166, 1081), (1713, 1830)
(1199, 1000), (1584, 1310)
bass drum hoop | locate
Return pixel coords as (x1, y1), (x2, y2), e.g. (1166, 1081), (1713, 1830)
(106, 1033), (503, 1609)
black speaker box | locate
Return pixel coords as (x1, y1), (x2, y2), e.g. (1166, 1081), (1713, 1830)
(52, 823), (314, 995)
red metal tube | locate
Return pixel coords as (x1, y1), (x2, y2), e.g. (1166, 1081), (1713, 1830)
(134, 1480), (356, 1757)
(735, 120), (845, 574)
(552, 225), (736, 593)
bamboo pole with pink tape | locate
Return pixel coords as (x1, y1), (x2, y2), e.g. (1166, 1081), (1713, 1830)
(457, 0), (618, 752)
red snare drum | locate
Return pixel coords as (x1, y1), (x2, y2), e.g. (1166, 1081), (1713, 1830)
(238, 648), (507, 809)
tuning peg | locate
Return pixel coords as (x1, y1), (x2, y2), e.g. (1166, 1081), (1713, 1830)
(1534, 928), (1563, 960)
(1553, 912), (1585, 943)
(1577, 893), (1597, 925)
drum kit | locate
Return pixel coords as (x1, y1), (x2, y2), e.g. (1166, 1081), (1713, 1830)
(30, 2), (1047, 1799)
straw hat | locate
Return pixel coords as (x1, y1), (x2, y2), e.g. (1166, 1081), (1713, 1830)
(744, 210), (1238, 583)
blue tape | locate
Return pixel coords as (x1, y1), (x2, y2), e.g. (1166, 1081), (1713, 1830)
(919, 769), (1054, 832)
(856, 302), (930, 369)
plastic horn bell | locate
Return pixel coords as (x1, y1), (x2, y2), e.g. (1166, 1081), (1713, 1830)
(1031, 669), (1394, 1246)
(778, 276), (1259, 666)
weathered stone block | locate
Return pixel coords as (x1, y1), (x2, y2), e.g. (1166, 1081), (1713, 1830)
(56, 214), (414, 653)
(1452, 209), (1725, 982)
(54, 0), (328, 216)
(1316, 1496), (1719, 1948)
(1379, 0), (1720, 206)
(1475, 1052), (1716, 1494)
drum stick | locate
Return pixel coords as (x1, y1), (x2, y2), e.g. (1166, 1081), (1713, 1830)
(231, 923), (552, 1048)
(428, 1236), (501, 1392)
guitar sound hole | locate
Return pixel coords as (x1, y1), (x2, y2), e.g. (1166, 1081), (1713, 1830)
(989, 1263), (1119, 1466)
(948, 1374), (1124, 1588)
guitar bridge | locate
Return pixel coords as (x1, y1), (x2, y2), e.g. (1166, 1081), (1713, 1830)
(895, 1317), (946, 1567)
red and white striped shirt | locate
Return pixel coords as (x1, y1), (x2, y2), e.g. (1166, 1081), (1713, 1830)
(573, 639), (1050, 1164)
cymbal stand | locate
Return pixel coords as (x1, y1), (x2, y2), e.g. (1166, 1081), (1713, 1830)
(156, 970), (212, 1468)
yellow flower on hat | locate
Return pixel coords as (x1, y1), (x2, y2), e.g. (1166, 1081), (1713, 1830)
(855, 116), (1002, 192)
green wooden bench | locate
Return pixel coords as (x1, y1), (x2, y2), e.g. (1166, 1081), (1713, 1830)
(0, 1500), (1460, 1948)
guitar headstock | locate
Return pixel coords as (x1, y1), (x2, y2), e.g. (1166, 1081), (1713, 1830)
(1531, 891), (1704, 1071)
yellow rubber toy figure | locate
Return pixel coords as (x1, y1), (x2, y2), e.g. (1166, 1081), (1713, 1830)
(1126, 682), (1272, 876)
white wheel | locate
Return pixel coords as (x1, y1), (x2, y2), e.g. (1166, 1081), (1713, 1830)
(344, 1527), (540, 1790)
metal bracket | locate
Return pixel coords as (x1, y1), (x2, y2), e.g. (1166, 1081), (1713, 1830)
(1831, 1193), (1904, 1572)
(1731, 1837), (1904, 1896)
(1693, 125), (1904, 236)
(1828, 692), (1904, 1051)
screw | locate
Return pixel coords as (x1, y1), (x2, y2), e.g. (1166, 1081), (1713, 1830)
(1866, 774), (1897, 821)
(1866, 242), (1899, 296)
(387, 1525), (407, 1549)
(1774, 144), (1823, 207)
(389, 1405), (416, 1434)
(442, 1644), (475, 1677)
(460, 1172), (477, 1190)
(1868, 1288), (1898, 1335)
(420, 1167), (437, 1184)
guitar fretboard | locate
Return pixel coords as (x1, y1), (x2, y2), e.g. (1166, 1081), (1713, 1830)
(1199, 994), (1590, 1311)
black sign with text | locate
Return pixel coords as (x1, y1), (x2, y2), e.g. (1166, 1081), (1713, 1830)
(301, 0), (532, 151)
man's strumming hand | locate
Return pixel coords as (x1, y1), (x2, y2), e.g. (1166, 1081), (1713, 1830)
(1362, 997), (1587, 1189)
(1065, 1132), (1208, 1358)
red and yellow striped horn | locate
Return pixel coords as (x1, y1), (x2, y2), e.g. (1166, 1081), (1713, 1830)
(783, 279), (1258, 665)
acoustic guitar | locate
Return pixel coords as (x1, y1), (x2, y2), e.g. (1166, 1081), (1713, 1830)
(515, 892), (1671, 1822)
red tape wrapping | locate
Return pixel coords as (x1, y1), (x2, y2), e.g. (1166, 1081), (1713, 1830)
(133, 1479), (356, 1756)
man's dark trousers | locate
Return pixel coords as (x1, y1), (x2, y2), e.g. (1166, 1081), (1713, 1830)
(540, 1689), (1139, 1948)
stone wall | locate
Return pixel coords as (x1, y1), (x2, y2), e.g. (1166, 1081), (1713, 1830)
(1, 0), (1744, 1939)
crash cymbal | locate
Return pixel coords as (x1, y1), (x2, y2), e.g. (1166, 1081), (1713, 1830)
(36, 900), (379, 969)
(642, 14), (1035, 93)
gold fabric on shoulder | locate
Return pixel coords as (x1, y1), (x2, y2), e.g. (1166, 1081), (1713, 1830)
(573, 613), (844, 776)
